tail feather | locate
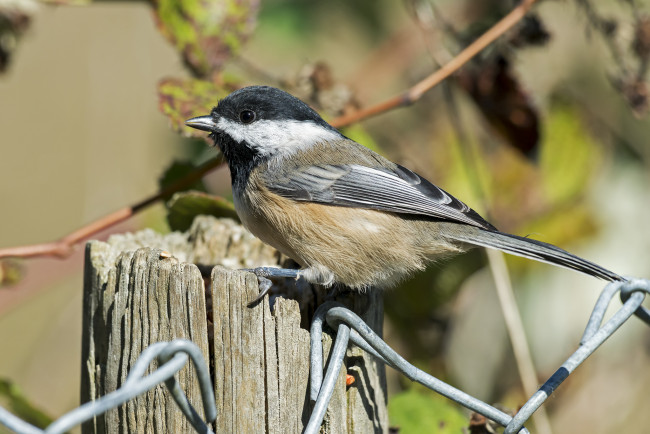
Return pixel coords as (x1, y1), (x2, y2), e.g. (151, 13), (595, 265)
(442, 224), (624, 282)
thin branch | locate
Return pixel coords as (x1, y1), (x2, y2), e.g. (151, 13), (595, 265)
(0, 156), (225, 260)
(330, 0), (538, 128)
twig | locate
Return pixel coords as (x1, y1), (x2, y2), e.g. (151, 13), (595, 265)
(330, 0), (538, 128)
(0, 156), (224, 260)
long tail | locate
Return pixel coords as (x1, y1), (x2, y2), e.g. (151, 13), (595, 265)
(441, 223), (624, 282)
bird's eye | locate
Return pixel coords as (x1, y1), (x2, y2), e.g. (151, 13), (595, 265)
(239, 109), (256, 124)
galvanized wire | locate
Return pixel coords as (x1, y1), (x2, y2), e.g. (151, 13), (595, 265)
(307, 279), (650, 433)
(0, 339), (216, 434)
(307, 304), (529, 434)
(0, 407), (42, 434)
(305, 319), (351, 434)
(505, 279), (650, 433)
(1, 279), (648, 434)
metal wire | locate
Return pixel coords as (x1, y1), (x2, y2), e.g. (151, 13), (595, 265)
(308, 304), (528, 433)
(505, 280), (648, 433)
(1, 280), (648, 434)
(0, 340), (216, 434)
(157, 340), (218, 432)
(304, 320), (351, 434)
(0, 407), (41, 434)
(307, 279), (650, 433)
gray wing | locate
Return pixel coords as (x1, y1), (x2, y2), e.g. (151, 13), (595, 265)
(266, 163), (496, 230)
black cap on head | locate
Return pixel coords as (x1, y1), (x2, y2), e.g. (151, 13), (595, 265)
(185, 86), (343, 191)
(212, 86), (335, 130)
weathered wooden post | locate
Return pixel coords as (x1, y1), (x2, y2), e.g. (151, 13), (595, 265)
(81, 216), (388, 433)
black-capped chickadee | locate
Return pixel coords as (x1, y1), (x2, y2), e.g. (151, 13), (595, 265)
(185, 86), (623, 298)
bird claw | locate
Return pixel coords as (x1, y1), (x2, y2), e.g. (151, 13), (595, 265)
(247, 275), (273, 307)
(245, 267), (303, 306)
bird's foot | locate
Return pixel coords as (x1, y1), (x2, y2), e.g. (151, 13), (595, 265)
(246, 267), (303, 306)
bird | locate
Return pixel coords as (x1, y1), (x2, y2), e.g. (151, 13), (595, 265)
(185, 85), (623, 300)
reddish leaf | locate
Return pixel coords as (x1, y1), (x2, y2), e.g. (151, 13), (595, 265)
(152, 0), (260, 77)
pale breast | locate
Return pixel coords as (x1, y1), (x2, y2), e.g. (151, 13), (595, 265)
(236, 169), (464, 289)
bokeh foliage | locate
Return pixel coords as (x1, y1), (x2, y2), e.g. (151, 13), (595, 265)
(152, 0), (260, 77)
(2, 0), (650, 431)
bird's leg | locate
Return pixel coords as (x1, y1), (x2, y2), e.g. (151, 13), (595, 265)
(246, 266), (304, 306)
(196, 264), (305, 305)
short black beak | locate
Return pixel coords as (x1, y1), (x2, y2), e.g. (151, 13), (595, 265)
(185, 115), (218, 132)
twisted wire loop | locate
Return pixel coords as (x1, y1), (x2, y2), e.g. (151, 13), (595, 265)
(0, 339), (216, 434)
(307, 279), (650, 434)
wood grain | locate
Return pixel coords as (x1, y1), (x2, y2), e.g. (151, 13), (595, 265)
(81, 216), (387, 433)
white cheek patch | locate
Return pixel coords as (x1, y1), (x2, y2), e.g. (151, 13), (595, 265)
(216, 117), (341, 157)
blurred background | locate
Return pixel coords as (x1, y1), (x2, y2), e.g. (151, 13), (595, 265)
(1, 0), (650, 432)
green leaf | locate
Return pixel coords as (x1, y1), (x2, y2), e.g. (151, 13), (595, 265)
(388, 387), (468, 433)
(0, 378), (55, 429)
(540, 105), (603, 204)
(166, 190), (238, 231)
(0, 259), (22, 288)
(152, 0), (259, 77)
(159, 160), (208, 203)
(158, 77), (235, 138)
